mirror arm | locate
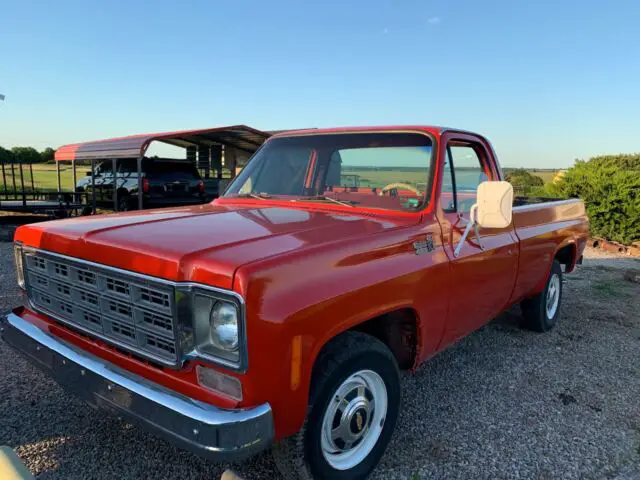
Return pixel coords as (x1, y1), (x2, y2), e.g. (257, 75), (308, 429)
(453, 205), (484, 258)
(473, 223), (484, 250)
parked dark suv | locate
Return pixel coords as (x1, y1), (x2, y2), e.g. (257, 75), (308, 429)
(76, 157), (206, 210)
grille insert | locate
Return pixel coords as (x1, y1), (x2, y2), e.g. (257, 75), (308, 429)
(82, 311), (101, 328)
(54, 282), (71, 297)
(139, 286), (170, 308)
(105, 277), (130, 297)
(75, 289), (100, 309)
(104, 317), (137, 344)
(24, 250), (178, 365)
(137, 330), (176, 357)
(136, 309), (173, 334)
(52, 262), (69, 278)
(77, 269), (97, 287)
(30, 272), (49, 289)
(102, 298), (133, 321)
(31, 257), (46, 271)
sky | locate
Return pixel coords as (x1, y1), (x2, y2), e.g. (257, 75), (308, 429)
(1, 0), (639, 168)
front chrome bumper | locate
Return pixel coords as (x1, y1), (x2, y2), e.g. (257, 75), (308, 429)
(0, 311), (274, 462)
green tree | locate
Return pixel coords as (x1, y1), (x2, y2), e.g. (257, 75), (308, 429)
(41, 147), (56, 163)
(11, 146), (42, 164)
(547, 154), (640, 244)
(0, 146), (14, 164)
(505, 168), (544, 195)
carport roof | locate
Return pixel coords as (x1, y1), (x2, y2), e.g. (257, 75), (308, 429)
(55, 125), (273, 163)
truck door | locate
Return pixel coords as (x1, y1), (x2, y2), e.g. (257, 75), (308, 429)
(437, 132), (519, 345)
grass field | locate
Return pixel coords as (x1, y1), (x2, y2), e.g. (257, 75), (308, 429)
(342, 169), (428, 189)
(1, 163), (89, 193)
(529, 170), (558, 183)
(345, 168), (560, 189)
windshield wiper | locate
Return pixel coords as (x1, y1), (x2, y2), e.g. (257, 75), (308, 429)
(292, 196), (356, 208)
(233, 192), (271, 200)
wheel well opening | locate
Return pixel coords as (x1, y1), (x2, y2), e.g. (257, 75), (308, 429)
(555, 244), (576, 271)
(351, 308), (418, 370)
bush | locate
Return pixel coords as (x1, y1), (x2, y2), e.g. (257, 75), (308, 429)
(546, 154), (640, 244)
(505, 168), (544, 196)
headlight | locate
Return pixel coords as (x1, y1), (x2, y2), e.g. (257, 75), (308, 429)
(14, 243), (25, 289)
(210, 301), (239, 351)
(187, 290), (244, 368)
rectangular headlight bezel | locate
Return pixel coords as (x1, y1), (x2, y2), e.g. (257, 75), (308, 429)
(175, 284), (248, 373)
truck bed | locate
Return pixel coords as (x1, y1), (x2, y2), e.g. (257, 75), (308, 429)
(510, 197), (589, 302)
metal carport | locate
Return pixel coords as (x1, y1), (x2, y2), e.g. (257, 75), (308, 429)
(54, 125), (272, 213)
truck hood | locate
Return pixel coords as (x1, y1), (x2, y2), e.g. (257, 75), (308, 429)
(15, 203), (415, 290)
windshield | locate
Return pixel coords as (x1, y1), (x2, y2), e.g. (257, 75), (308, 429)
(225, 132), (434, 211)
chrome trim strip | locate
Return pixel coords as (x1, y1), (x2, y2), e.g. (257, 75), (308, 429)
(512, 199), (581, 212)
(21, 247), (248, 372)
(1, 312), (273, 461)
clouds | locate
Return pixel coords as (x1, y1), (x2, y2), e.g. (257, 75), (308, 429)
(427, 17), (441, 25)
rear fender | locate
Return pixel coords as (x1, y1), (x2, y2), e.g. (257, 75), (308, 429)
(531, 240), (576, 295)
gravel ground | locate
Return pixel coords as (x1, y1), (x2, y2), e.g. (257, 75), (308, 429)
(1, 244), (639, 479)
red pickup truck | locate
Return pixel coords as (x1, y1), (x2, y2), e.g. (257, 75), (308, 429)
(2, 126), (588, 479)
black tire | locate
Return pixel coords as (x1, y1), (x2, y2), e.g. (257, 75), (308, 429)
(521, 259), (563, 332)
(273, 331), (400, 480)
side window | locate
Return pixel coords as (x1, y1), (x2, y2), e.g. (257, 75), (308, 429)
(441, 148), (456, 212)
(440, 143), (489, 214)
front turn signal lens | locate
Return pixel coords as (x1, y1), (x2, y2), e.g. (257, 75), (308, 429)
(196, 365), (243, 401)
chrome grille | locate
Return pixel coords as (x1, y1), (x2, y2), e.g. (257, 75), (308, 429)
(24, 250), (178, 365)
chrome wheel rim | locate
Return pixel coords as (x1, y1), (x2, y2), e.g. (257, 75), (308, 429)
(546, 273), (560, 319)
(320, 370), (388, 470)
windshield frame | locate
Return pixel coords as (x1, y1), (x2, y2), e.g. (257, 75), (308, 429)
(222, 129), (437, 215)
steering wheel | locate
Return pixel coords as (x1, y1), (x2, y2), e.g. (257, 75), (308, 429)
(380, 183), (421, 196)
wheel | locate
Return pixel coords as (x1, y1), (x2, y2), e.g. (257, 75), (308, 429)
(521, 259), (563, 332)
(273, 331), (400, 480)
